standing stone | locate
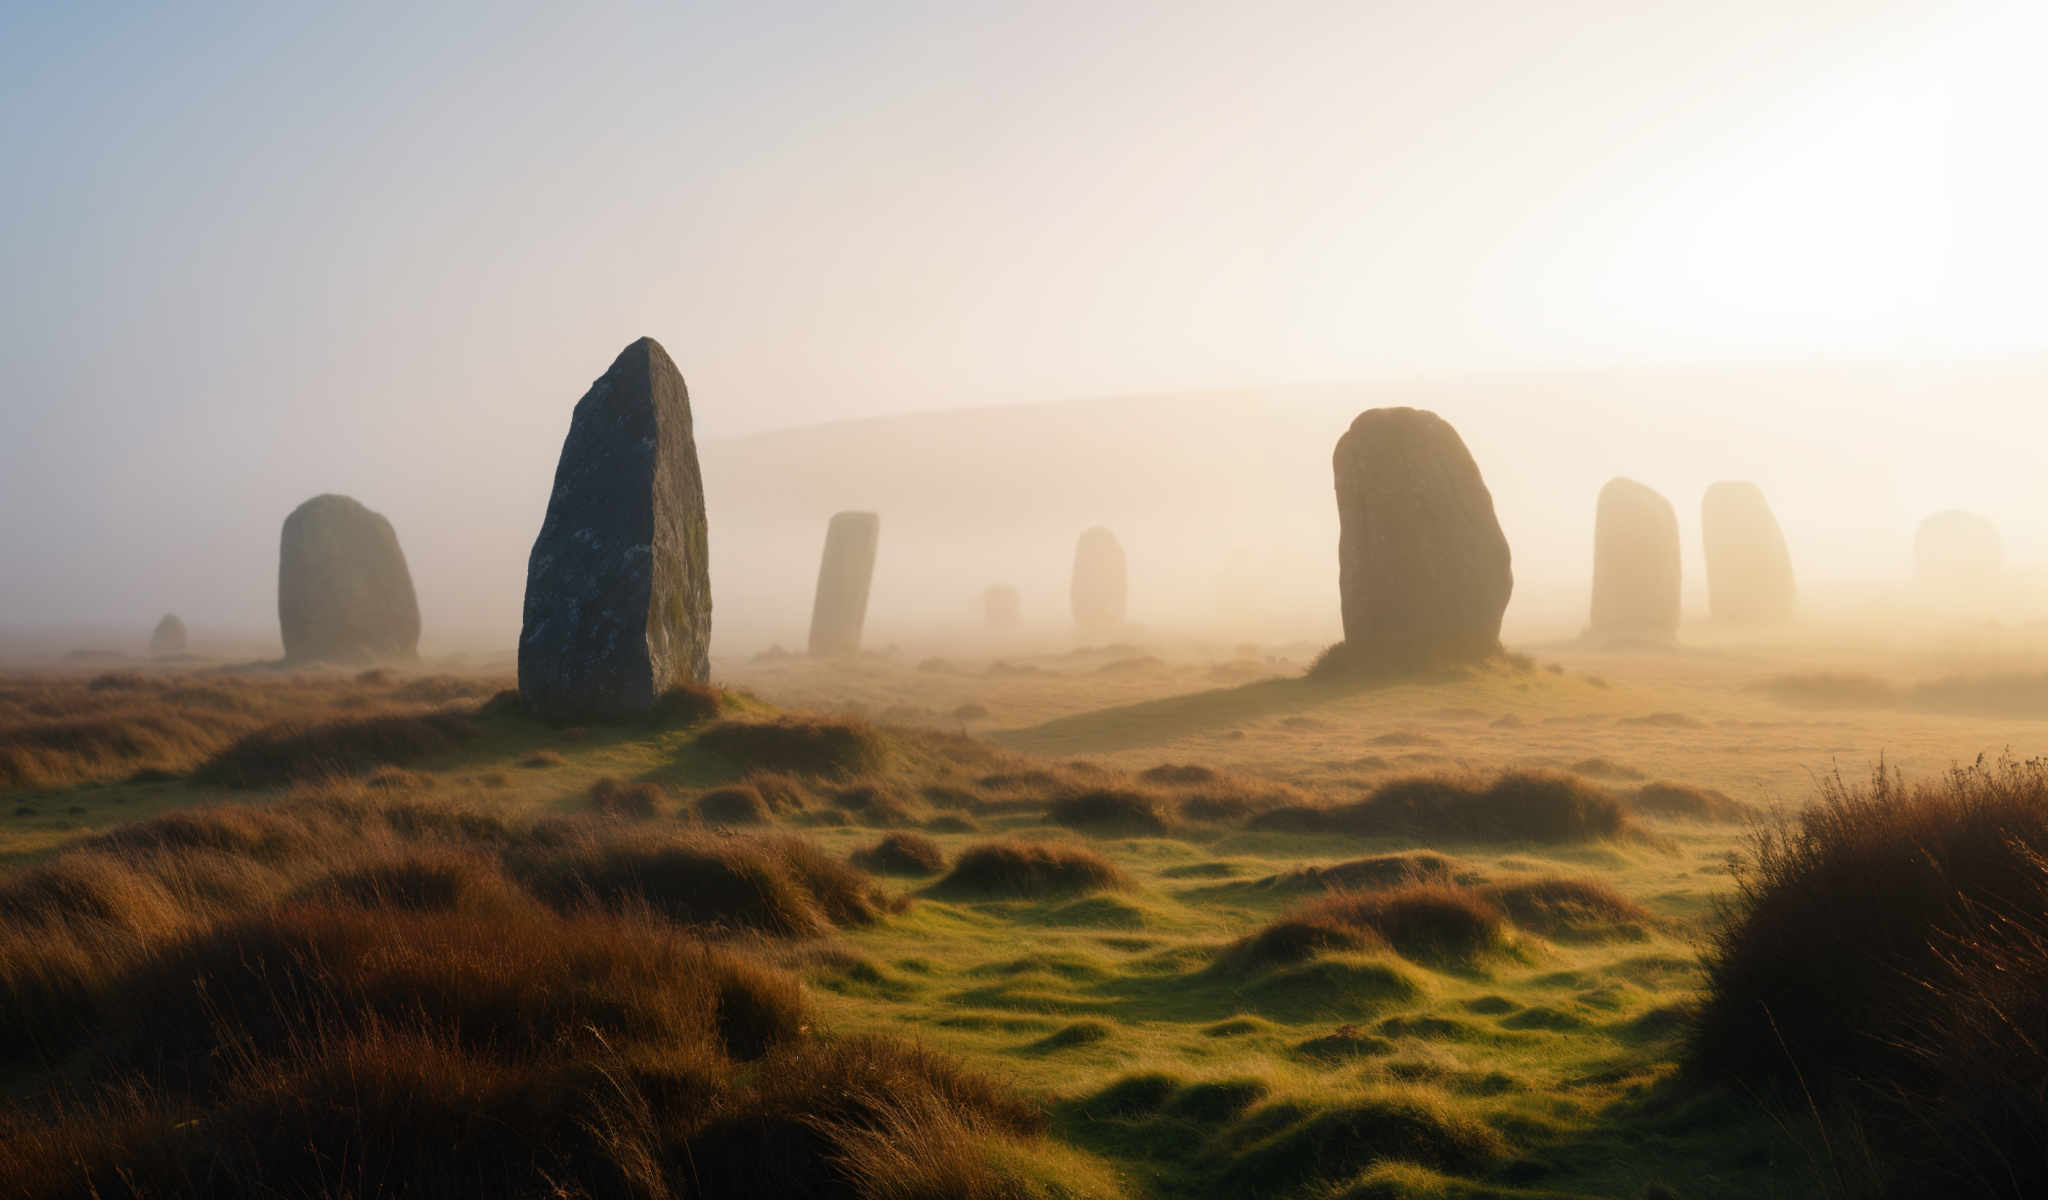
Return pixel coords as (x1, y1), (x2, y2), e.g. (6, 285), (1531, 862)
(149, 614), (188, 656)
(278, 495), (420, 663)
(1914, 510), (2002, 588)
(1588, 478), (1680, 641)
(1701, 482), (1795, 624)
(808, 511), (880, 657)
(519, 337), (710, 721)
(1071, 527), (1128, 636)
(1330, 407), (1512, 672)
(984, 585), (1021, 632)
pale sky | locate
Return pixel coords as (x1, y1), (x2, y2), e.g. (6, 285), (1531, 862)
(4, 1), (2046, 646)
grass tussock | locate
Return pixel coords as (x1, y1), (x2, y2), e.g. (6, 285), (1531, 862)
(851, 832), (947, 876)
(697, 716), (891, 777)
(1139, 763), (1218, 785)
(694, 784), (773, 825)
(1211, 1091), (1506, 1196)
(1689, 756), (2048, 1198)
(1476, 876), (1654, 941)
(198, 711), (480, 787)
(1227, 873), (1651, 972)
(1047, 787), (1177, 836)
(651, 681), (724, 726)
(1226, 883), (1511, 969)
(1630, 780), (1751, 823)
(831, 783), (921, 827)
(1909, 671), (2048, 718)
(517, 830), (892, 937)
(1755, 671), (1901, 709)
(1248, 771), (1631, 843)
(0, 778), (1089, 1197)
(587, 776), (666, 819)
(931, 839), (1129, 899)
(1255, 851), (1466, 894)
(0, 672), (512, 791)
(739, 769), (816, 814)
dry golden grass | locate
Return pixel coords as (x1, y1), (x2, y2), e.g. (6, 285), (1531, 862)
(0, 774), (1087, 1198)
(0, 670), (505, 791)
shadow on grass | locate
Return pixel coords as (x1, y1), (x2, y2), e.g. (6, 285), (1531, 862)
(990, 669), (1458, 756)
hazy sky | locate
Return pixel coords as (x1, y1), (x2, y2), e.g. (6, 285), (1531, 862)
(4, 1), (2047, 643)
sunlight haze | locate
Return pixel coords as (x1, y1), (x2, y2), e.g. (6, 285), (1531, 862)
(3, 0), (2045, 651)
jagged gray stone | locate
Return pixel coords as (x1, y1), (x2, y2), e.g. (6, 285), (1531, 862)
(149, 614), (187, 656)
(1329, 407), (1511, 672)
(278, 494), (420, 663)
(1701, 482), (1795, 624)
(518, 337), (710, 721)
(808, 511), (880, 657)
(1588, 477), (1680, 641)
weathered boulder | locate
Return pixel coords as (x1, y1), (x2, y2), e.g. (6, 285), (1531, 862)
(149, 614), (188, 656)
(1588, 477), (1680, 641)
(278, 494), (420, 663)
(518, 337), (711, 721)
(1071, 527), (1128, 636)
(808, 511), (880, 657)
(1914, 510), (2002, 587)
(1328, 407), (1511, 672)
(984, 584), (1021, 632)
(1701, 482), (1795, 624)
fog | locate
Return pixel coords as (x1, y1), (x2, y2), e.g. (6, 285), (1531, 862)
(4, 1), (2047, 659)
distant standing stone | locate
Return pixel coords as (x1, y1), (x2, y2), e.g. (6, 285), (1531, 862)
(1914, 510), (2002, 587)
(149, 614), (188, 656)
(1700, 482), (1795, 624)
(1071, 527), (1128, 636)
(808, 511), (880, 657)
(1588, 477), (1680, 641)
(278, 494), (420, 663)
(984, 584), (1021, 632)
(519, 337), (711, 721)
(1330, 407), (1512, 671)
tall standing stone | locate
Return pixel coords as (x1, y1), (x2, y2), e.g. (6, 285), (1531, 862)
(1588, 477), (1680, 641)
(984, 585), (1021, 632)
(1071, 527), (1128, 637)
(519, 337), (710, 721)
(1701, 482), (1795, 624)
(1914, 510), (2002, 588)
(807, 511), (880, 657)
(278, 495), (420, 663)
(1329, 407), (1512, 672)
(149, 614), (188, 656)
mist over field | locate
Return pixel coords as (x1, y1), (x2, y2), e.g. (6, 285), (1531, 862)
(6, 0), (2048, 661)
(12, 361), (2048, 660)
(13, 5), (2048, 1198)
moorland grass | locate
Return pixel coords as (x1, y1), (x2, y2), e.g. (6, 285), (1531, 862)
(1754, 671), (1901, 709)
(586, 775), (666, 819)
(1048, 787), (1178, 836)
(1909, 670), (2048, 718)
(198, 711), (481, 787)
(932, 839), (1130, 899)
(0, 779), (1099, 1198)
(1630, 780), (1751, 823)
(1249, 771), (1631, 842)
(698, 716), (891, 776)
(1226, 883), (1511, 969)
(0, 676), (354, 790)
(851, 831), (948, 876)
(517, 829), (891, 936)
(694, 784), (774, 825)
(1690, 756), (2048, 1197)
